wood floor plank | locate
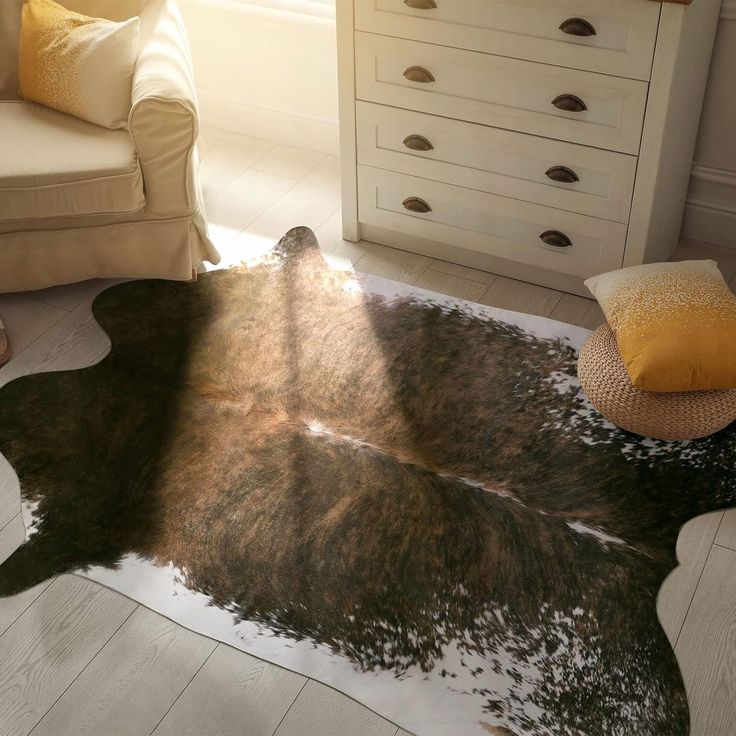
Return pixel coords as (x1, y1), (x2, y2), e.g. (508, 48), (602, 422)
(32, 606), (216, 736)
(715, 509), (736, 551)
(315, 209), (371, 271)
(657, 512), (723, 647)
(479, 276), (563, 318)
(676, 545), (736, 736)
(274, 680), (397, 736)
(239, 155), (341, 248)
(355, 244), (432, 284)
(0, 515), (53, 639)
(251, 144), (326, 181)
(0, 575), (136, 736)
(0, 302), (111, 390)
(549, 293), (605, 330)
(197, 126), (228, 157)
(153, 644), (305, 736)
(426, 259), (498, 286)
(0, 514), (23, 560)
(0, 295), (66, 357)
(200, 132), (275, 203)
(414, 268), (488, 302)
(323, 241), (374, 272)
(206, 169), (298, 258)
(24, 279), (122, 313)
(0, 455), (20, 532)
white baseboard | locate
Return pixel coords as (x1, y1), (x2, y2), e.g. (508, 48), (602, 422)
(682, 164), (736, 248)
(682, 203), (736, 249)
(197, 93), (340, 156)
(721, 0), (736, 21)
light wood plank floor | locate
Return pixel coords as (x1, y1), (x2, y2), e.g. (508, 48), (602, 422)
(0, 129), (735, 735)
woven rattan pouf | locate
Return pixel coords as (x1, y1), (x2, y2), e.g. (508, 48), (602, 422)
(577, 323), (736, 441)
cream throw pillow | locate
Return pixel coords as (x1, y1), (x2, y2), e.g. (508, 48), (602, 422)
(18, 0), (139, 129)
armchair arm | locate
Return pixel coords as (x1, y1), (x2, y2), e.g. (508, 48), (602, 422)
(129, 0), (199, 217)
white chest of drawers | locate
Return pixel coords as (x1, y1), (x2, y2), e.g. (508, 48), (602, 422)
(337, 0), (722, 295)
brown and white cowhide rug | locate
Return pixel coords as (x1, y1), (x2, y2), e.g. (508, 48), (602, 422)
(0, 227), (734, 736)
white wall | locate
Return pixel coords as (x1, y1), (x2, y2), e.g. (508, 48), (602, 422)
(682, 2), (736, 248)
(182, 0), (736, 248)
(179, 0), (339, 155)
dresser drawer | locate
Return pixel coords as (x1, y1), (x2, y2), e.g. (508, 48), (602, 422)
(357, 166), (627, 278)
(356, 102), (636, 223)
(355, 0), (660, 82)
(355, 32), (648, 155)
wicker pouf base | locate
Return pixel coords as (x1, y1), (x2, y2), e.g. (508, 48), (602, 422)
(577, 324), (736, 441)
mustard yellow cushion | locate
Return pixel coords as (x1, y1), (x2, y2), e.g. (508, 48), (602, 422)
(18, 0), (139, 129)
(585, 260), (736, 393)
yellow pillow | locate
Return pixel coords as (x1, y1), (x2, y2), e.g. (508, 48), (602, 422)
(18, 0), (139, 129)
(585, 260), (736, 393)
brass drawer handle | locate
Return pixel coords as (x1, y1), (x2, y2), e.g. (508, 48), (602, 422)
(403, 66), (435, 84)
(403, 197), (432, 214)
(403, 134), (434, 151)
(404, 0), (437, 8)
(559, 17), (597, 37)
(540, 230), (572, 248)
(552, 94), (587, 113)
(545, 165), (579, 183)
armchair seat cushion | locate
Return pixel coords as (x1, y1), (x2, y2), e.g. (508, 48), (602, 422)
(0, 101), (144, 221)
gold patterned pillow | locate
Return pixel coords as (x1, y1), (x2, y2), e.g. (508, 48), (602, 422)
(585, 260), (736, 393)
(18, 0), (139, 129)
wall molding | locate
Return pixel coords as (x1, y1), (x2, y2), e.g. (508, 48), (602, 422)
(181, 0), (334, 24)
(198, 92), (340, 155)
(682, 164), (736, 247)
(689, 164), (736, 189)
(232, 0), (335, 19)
(720, 0), (736, 21)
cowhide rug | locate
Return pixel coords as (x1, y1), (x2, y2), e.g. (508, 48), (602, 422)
(0, 227), (733, 736)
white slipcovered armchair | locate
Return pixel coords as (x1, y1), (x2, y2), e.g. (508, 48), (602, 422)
(0, 0), (220, 293)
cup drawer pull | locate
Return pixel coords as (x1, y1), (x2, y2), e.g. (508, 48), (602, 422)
(559, 17), (597, 37)
(403, 66), (435, 84)
(403, 134), (434, 151)
(545, 165), (579, 183)
(403, 197), (432, 214)
(404, 0), (437, 8)
(552, 94), (587, 113)
(540, 230), (572, 248)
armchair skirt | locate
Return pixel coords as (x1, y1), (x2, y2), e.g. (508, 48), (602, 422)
(0, 0), (220, 293)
